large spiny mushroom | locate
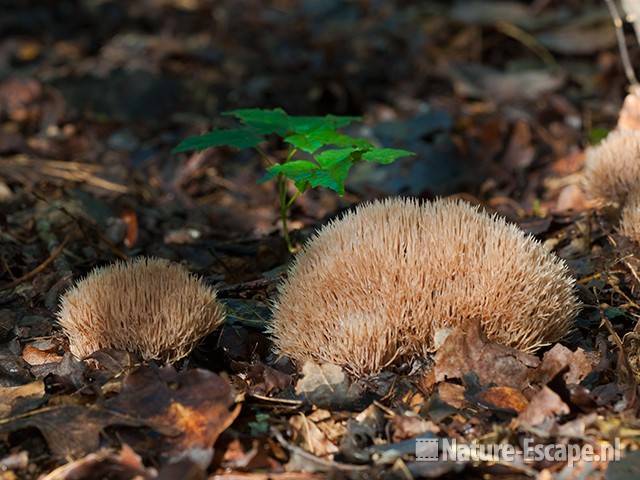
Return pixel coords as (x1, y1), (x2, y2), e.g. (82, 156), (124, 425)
(621, 191), (640, 245)
(583, 129), (640, 206)
(57, 257), (225, 362)
(269, 198), (580, 375)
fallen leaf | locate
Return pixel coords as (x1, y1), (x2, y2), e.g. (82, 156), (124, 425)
(516, 386), (570, 428)
(0, 451), (28, 472)
(476, 386), (529, 413)
(294, 361), (366, 410)
(0, 404), (160, 458)
(555, 184), (588, 213)
(40, 444), (153, 480)
(502, 120), (535, 171)
(0, 381), (45, 417)
(106, 366), (240, 468)
(433, 321), (540, 389)
(21, 344), (63, 366)
(554, 412), (598, 438)
(437, 382), (466, 409)
(156, 459), (207, 480)
(534, 344), (595, 386)
(289, 414), (339, 457)
(0, 77), (43, 122)
(449, 63), (565, 102)
(246, 362), (292, 396)
(537, 20), (615, 55)
(390, 414), (439, 442)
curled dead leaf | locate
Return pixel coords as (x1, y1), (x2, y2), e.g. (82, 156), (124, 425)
(433, 321), (540, 389)
(22, 344), (63, 366)
(516, 386), (569, 428)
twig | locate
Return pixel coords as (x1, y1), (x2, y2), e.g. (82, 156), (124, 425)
(0, 155), (128, 193)
(29, 190), (129, 261)
(599, 307), (637, 384)
(495, 21), (558, 69)
(621, 0), (640, 47)
(248, 393), (303, 406)
(0, 235), (70, 291)
(605, 0), (639, 87)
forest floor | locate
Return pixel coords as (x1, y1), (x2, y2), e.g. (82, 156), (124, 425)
(1, 1), (640, 478)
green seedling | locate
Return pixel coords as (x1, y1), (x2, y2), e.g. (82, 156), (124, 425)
(174, 108), (415, 251)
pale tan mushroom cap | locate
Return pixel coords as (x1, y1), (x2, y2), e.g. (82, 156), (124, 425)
(270, 198), (580, 375)
(57, 257), (225, 362)
(583, 130), (640, 205)
(620, 191), (640, 245)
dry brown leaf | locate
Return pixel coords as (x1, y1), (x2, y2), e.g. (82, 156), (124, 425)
(105, 366), (240, 468)
(390, 414), (439, 442)
(294, 361), (365, 409)
(0, 381), (44, 417)
(516, 386), (569, 428)
(433, 321), (540, 389)
(437, 383), (466, 409)
(476, 386), (529, 413)
(21, 344), (63, 366)
(534, 344), (595, 386)
(0, 404), (159, 458)
(40, 444), (153, 480)
(555, 184), (588, 213)
(289, 414), (339, 457)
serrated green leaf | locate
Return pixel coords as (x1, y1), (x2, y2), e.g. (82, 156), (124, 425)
(260, 160), (320, 187)
(316, 148), (356, 167)
(269, 161), (318, 184)
(294, 180), (310, 192)
(223, 108), (290, 135)
(284, 132), (326, 154)
(257, 170), (278, 184)
(285, 129), (371, 154)
(287, 115), (361, 134)
(173, 128), (264, 153)
(267, 160), (317, 176)
(362, 148), (415, 164)
(307, 159), (353, 195)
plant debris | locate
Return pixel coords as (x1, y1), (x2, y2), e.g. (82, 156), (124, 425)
(2, 1), (640, 478)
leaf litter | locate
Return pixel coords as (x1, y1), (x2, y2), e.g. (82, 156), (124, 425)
(1, 0), (640, 478)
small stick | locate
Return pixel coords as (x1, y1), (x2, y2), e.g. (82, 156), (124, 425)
(0, 235), (70, 291)
(605, 0), (639, 87)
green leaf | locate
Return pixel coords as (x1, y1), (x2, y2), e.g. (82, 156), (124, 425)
(316, 148), (356, 167)
(267, 160), (317, 177)
(294, 180), (310, 192)
(224, 108), (290, 135)
(173, 128), (264, 153)
(285, 129), (371, 154)
(263, 161), (319, 187)
(308, 159), (353, 195)
(362, 148), (415, 164)
(287, 115), (361, 134)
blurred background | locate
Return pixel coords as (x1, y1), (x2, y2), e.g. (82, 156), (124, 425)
(0, 0), (632, 291)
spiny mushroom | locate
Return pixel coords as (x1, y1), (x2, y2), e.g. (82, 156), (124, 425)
(57, 257), (225, 362)
(269, 198), (580, 375)
(621, 191), (640, 245)
(583, 129), (640, 206)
